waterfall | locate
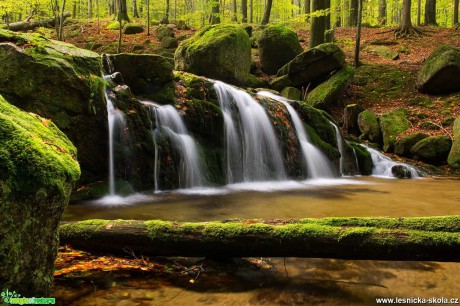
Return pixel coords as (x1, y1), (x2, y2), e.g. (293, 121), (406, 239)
(103, 75), (129, 196)
(257, 91), (334, 179)
(362, 145), (419, 178)
(141, 101), (205, 189)
(329, 121), (345, 175)
(213, 81), (287, 183)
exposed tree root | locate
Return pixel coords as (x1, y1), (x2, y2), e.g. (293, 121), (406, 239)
(394, 26), (425, 38)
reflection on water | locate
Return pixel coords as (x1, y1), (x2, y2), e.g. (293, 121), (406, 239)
(58, 177), (460, 305)
(65, 177), (460, 221)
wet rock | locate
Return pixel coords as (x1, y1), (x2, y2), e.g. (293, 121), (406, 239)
(447, 117), (460, 168)
(281, 86), (302, 101)
(411, 135), (452, 165)
(416, 45), (460, 95)
(391, 165), (413, 178)
(394, 133), (428, 157)
(380, 108), (410, 152)
(358, 110), (382, 144)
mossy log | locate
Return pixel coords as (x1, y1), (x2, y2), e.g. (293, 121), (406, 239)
(59, 216), (460, 261)
(6, 13), (71, 32)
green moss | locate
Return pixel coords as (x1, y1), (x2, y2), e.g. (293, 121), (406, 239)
(352, 64), (410, 101)
(380, 108), (410, 152)
(305, 65), (354, 109)
(123, 24), (144, 35)
(448, 117), (460, 168)
(394, 133), (428, 157)
(59, 219), (111, 238)
(0, 95), (80, 193)
(411, 135), (452, 165)
(174, 24), (251, 85)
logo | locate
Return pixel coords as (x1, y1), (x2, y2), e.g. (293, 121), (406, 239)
(1, 289), (55, 305)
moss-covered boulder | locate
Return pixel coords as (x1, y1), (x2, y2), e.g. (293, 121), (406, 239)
(347, 142), (373, 175)
(304, 66), (354, 109)
(156, 25), (175, 40)
(0, 29), (106, 184)
(271, 43), (346, 90)
(161, 37), (179, 49)
(380, 108), (410, 152)
(447, 117), (460, 168)
(372, 46), (399, 60)
(394, 133), (429, 157)
(416, 45), (460, 95)
(258, 25), (303, 75)
(411, 135), (452, 165)
(0, 95), (80, 296)
(174, 24), (251, 85)
(108, 53), (175, 104)
(281, 87), (302, 100)
(358, 110), (382, 144)
(123, 24), (144, 34)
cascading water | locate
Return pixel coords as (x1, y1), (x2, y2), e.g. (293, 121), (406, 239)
(362, 144), (419, 178)
(330, 121), (345, 175)
(141, 101), (205, 189)
(213, 81), (287, 183)
(103, 75), (129, 196)
(257, 91), (334, 179)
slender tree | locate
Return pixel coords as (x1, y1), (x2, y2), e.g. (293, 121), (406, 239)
(250, 0), (253, 22)
(304, 0), (310, 21)
(261, 0), (272, 24)
(354, 0), (363, 67)
(146, 0), (150, 35)
(454, 0), (459, 26)
(88, 0), (92, 18)
(242, 0), (248, 22)
(417, 0), (421, 25)
(132, 0), (139, 17)
(378, 0), (387, 25)
(424, 0), (437, 25)
(117, 0), (123, 53)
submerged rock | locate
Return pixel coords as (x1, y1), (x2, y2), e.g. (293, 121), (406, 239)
(272, 43), (346, 90)
(258, 25), (303, 75)
(391, 165), (413, 178)
(448, 117), (460, 168)
(174, 24), (251, 85)
(380, 108), (410, 152)
(411, 135), (452, 165)
(416, 45), (460, 95)
(0, 94), (80, 296)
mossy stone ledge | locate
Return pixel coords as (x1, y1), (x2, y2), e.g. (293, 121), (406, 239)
(0, 95), (80, 296)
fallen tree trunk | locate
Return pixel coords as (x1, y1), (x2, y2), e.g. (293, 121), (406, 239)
(59, 216), (460, 261)
(6, 13), (71, 32)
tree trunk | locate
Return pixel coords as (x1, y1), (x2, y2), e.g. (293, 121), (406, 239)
(354, 0), (363, 67)
(417, 0), (422, 25)
(349, 0), (358, 26)
(454, 0), (459, 26)
(250, 0), (253, 22)
(309, 0), (328, 48)
(117, 0), (123, 53)
(424, 0), (437, 25)
(119, 0), (131, 21)
(146, 0), (150, 35)
(324, 0), (332, 42)
(396, 0), (421, 37)
(73, 1), (77, 18)
(304, 0), (310, 21)
(6, 13), (71, 32)
(59, 216), (460, 261)
(232, 0), (238, 21)
(88, 0), (92, 18)
(59, 0), (68, 41)
(133, 0), (140, 17)
(209, 0), (221, 24)
(261, 0), (272, 24)
(378, 0), (386, 25)
(242, 0), (248, 22)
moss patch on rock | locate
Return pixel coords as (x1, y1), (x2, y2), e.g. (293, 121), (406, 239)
(411, 135), (452, 165)
(0, 94), (80, 296)
(394, 133), (429, 157)
(447, 117), (460, 168)
(174, 24), (251, 85)
(358, 110), (382, 144)
(380, 108), (410, 152)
